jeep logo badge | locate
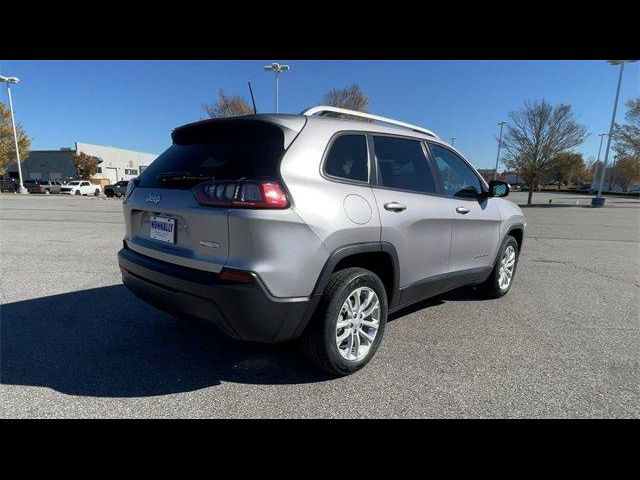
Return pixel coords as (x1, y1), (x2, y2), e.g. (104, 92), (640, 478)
(146, 193), (161, 204)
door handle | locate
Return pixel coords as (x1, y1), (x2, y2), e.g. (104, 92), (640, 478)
(456, 207), (471, 214)
(384, 202), (407, 212)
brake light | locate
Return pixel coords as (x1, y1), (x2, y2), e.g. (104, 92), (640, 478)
(193, 180), (289, 209)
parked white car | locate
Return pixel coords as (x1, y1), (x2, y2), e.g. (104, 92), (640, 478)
(60, 180), (102, 196)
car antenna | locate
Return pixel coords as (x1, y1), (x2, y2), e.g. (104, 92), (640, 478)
(248, 81), (257, 114)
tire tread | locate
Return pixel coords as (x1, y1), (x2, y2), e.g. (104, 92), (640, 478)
(301, 267), (374, 374)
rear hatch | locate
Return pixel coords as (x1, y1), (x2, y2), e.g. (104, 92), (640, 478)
(123, 116), (306, 272)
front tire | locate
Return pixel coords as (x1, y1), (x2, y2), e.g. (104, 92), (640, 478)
(74, 190), (81, 196)
(479, 235), (519, 298)
(94, 189), (100, 196)
(301, 267), (388, 376)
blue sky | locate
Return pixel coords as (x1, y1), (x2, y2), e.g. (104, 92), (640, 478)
(1, 60), (638, 169)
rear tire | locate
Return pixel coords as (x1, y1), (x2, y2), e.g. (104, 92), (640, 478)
(301, 267), (388, 376)
(479, 235), (519, 299)
(94, 189), (100, 196)
(45, 189), (50, 195)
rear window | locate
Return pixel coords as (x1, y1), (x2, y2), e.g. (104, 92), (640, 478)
(138, 120), (286, 189)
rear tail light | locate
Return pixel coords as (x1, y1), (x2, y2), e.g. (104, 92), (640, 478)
(193, 180), (289, 209)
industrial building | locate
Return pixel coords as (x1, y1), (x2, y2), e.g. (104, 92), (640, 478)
(6, 142), (158, 186)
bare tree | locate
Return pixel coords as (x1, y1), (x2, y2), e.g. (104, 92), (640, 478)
(323, 84), (370, 114)
(607, 98), (640, 192)
(203, 89), (253, 118)
(612, 97), (640, 159)
(501, 100), (588, 205)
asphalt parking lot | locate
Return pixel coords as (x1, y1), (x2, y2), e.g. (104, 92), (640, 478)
(1, 192), (639, 418)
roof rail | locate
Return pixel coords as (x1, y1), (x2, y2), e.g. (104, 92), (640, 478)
(301, 105), (439, 138)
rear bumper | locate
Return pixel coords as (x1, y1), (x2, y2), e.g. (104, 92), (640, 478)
(118, 244), (317, 343)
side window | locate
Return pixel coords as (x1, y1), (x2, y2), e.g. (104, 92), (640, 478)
(429, 144), (483, 198)
(81, 181), (90, 186)
(373, 136), (436, 194)
(323, 134), (369, 183)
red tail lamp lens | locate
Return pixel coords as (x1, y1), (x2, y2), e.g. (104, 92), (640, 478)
(194, 181), (289, 209)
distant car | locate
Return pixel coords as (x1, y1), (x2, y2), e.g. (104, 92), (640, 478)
(104, 180), (129, 198)
(60, 180), (102, 196)
(544, 180), (565, 187)
(521, 184), (541, 192)
(1, 178), (18, 193)
(25, 180), (62, 194)
(510, 184), (522, 191)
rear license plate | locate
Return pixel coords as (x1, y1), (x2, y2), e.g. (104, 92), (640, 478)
(150, 216), (176, 244)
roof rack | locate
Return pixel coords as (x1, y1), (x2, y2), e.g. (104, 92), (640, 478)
(301, 105), (439, 138)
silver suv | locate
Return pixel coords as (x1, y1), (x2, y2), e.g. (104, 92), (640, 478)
(118, 106), (526, 375)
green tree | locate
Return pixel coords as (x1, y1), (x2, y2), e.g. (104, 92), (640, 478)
(72, 152), (99, 179)
(203, 89), (253, 118)
(0, 102), (31, 176)
(550, 152), (587, 188)
(501, 99), (588, 205)
(323, 84), (370, 116)
(613, 156), (640, 192)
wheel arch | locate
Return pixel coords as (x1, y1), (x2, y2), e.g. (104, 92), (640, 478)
(312, 242), (400, 309)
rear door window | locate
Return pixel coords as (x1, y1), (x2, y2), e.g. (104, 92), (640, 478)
(373, 136), (436, 194)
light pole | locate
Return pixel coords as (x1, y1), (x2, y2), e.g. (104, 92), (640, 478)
(590, 133), (607, 192)
(1, 75), (27, 194)
(593, 60), (638, 206)
(493, 121), (507, 180)
(450, 137), (456, 146)
(264, 62), (290, 113)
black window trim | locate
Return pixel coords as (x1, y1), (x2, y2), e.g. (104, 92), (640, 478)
(425, 141), (488, 199)
(320, 131), (372, 187)
(368, 132), (442, 198)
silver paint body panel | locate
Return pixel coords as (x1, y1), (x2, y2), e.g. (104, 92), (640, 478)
(122, 114), (525, 300)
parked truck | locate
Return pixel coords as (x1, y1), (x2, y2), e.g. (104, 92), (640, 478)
(104, 180), (129, 198)
(60, 180), (102, 196)
(24, 180), (63, 194)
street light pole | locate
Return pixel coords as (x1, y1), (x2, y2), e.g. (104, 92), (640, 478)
(264, 62), (290, 113)
(450, 137), (456, 146)
(593, 60), (638, 205)
(1, 75), (27, 194)
(591, 133), (607, 192)
(493, 121), (507, 180)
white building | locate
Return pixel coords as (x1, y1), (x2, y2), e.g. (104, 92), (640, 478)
(76, 142), (158, 184)
(8, 142), (159, 186)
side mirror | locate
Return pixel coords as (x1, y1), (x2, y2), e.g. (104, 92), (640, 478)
(489, 180), (510, 198)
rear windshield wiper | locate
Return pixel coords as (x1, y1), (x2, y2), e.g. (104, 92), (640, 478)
(157, 172), (215, 184)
